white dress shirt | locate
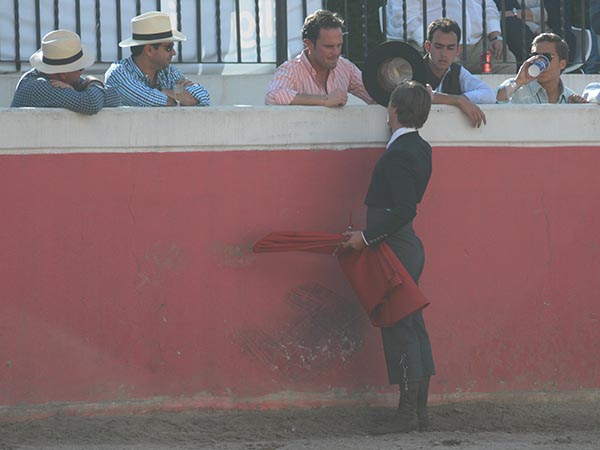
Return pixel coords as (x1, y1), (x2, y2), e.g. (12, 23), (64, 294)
(433, 64), (496, 104)
(386, 0), (502, 46)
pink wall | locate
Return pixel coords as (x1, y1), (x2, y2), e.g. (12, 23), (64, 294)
(1, 145), (599, 412)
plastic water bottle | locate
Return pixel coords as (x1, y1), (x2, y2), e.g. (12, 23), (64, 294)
(528, 55), (550, 77)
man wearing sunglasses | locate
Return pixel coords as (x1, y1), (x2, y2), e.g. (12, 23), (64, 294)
(496, 33), (587, 104)
(105, 11), (210, 107)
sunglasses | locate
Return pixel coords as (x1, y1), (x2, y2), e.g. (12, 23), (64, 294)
(160, 43), (175, 52)
(529, 52), (553, 61)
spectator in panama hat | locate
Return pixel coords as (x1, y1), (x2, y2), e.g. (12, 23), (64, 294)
(105, 11), (210, 107)
(10, 29), (121, 115)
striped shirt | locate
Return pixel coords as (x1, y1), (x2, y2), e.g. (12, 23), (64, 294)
(265, 50), (375, 105)
(105, 56), (210, 107)
(10, 69), (122, 115)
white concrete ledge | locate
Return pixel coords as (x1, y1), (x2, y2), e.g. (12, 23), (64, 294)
(1, 104), (599, 155)
(2, 73), (600, 107)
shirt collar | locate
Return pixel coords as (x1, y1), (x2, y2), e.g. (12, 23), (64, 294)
(530, 79), (569, 103)
(126, 55), (170, 88)
(557, 79), (569, 102)
(126, 56), (148, 80)
(31, 69), (48, 79)
(300, 49), (337, 78)
(387, 127), (418, 149)
(300, 50), (318, 77)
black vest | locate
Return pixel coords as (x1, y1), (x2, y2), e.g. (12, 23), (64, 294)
(424, 57), (463, 96)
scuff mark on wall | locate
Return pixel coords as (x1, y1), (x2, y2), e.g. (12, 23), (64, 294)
(233, 283), (367, 381)
(212, 241), (256, 268)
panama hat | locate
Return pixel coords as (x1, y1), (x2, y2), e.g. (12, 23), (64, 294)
(362, 41), (427, 106)
(29, 30), (95, 74)
(119, 11), (186, 47)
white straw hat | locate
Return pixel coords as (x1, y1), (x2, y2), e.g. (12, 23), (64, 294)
(119, 11), (186, 47)
(29, 30), (95, 74)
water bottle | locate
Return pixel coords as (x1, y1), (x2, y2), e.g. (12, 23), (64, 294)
(528, 55), (550, 77)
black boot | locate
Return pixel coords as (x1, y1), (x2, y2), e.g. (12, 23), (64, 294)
(416, 376), (431, 431)
(371, 382), (419, 435)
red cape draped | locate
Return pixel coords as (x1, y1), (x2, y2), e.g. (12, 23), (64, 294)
(253, 231), (429, 327)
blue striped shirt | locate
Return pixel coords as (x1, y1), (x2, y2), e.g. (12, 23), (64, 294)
(104, 56), (210, 107)
(10, 69), (122, 115)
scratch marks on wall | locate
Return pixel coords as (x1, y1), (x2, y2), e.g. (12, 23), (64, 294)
(234, 283), (367, 381)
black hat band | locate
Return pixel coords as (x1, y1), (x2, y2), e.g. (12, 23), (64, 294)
(42, 50), (83, 66)
(132, 30), (173, 41)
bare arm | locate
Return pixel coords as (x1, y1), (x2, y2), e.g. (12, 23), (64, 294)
(433, 92), (487, 128)
(290, 88), (348, 107)
(496, 54), (540, 102)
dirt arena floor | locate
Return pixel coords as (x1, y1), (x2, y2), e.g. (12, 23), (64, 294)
(2, 399), (600, 450)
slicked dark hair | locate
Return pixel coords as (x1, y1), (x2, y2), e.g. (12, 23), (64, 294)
(427, 17), (461, 43)
(389, 81), (431, 129)
(301, 10), (344, 44)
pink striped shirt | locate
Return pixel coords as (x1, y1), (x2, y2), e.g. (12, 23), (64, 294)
(265, 50), (375, 105)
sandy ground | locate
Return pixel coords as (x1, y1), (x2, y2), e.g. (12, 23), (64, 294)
(2, 399), (600, 450)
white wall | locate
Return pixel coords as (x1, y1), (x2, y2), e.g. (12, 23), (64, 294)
(1, 103), (598, 156)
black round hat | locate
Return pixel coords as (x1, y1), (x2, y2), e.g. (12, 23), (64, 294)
(362, 41), (427, 106)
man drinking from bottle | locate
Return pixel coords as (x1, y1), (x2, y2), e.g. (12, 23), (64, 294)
(496, 33), (587, 104)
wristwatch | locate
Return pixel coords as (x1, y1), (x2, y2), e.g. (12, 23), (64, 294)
(491, 35), (503, 41)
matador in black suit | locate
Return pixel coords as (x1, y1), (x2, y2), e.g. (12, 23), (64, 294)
(341, 81), (435, 434)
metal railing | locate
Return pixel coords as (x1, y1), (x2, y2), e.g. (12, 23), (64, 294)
(1, 0), (294, 71)
(0, 0), (590, 72)
(381, 0), (591, 71)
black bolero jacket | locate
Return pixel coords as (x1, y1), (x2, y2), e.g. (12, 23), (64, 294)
(363, 131), (432, 245)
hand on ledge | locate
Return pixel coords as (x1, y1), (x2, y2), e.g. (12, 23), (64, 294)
(323, 88), (348, 107)
(568, 94), (589, 104)
(457, 96), (487, 128)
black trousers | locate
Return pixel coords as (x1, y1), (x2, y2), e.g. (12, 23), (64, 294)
(380, 222), (435, 385)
